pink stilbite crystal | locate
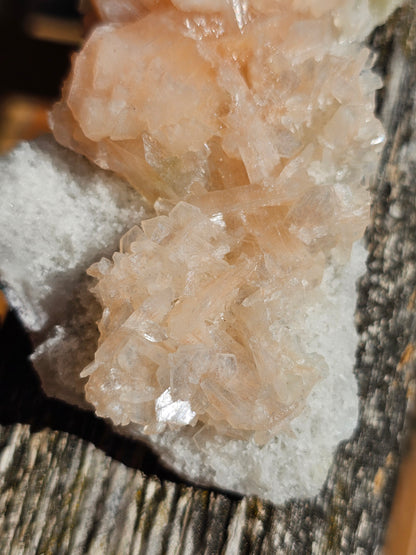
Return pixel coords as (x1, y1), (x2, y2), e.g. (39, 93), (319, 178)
(82, 201), (325, 440)
(51, 1), (386, 202)
(49, 0), (400, 446)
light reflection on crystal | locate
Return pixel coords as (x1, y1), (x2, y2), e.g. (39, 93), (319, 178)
(156, 387), (197, 426)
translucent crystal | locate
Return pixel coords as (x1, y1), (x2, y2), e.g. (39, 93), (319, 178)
(50, 1), (393, 203)
(49, 0), (401, 448)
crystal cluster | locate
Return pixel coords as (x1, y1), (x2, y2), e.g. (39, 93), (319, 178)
(49, 1), (400, 450)
(84, 201), (326, 441)
(52, 1), (388, 205)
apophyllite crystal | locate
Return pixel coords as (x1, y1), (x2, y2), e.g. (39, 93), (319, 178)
(46, 0), (402, 500)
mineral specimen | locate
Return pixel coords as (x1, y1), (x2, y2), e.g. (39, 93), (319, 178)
(0, 137), (364, 502)
(15, 0), (401, 501)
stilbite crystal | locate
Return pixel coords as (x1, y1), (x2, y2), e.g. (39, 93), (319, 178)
(34, 0), (403, 500)
(51, 1), (392, 204)
(83, 200), (325, 441)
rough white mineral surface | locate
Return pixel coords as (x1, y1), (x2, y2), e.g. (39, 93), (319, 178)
(0, 137), (150, 406)
(0, 0), (402, 503)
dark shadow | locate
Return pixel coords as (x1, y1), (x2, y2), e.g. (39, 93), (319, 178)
(0, 309), (242, 501)
(0, 0), (77, 101)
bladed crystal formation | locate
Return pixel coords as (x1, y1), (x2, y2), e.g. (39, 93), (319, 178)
(46, 0), (402, 498)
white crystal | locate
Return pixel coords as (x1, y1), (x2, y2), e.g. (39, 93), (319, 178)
(155, 388), (197, 426)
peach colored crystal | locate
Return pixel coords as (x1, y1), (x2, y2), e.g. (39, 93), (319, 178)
(51, 0), (389, 440)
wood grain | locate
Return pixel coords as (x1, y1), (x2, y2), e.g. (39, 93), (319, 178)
(384, 433), (416, 555)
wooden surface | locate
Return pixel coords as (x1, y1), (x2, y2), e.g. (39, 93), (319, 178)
(384, 433), (416, 554)
(1, 4), (416, 553)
